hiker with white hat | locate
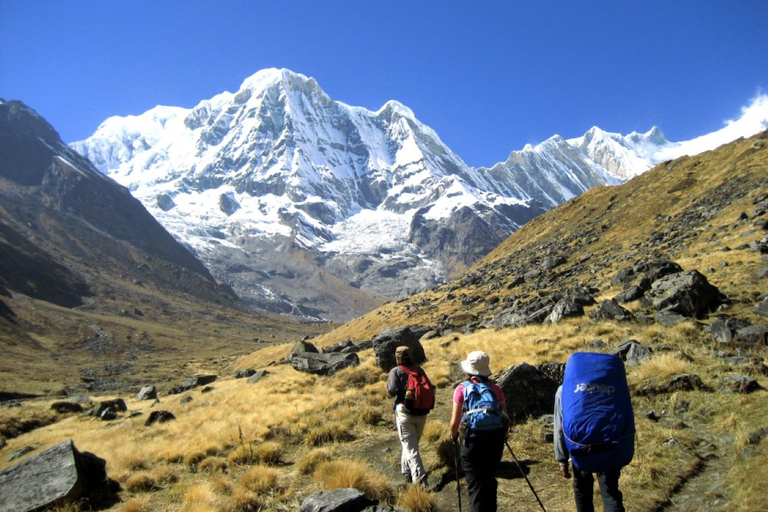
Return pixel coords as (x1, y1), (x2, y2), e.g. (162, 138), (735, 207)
(387, 345), (436, 486)
(449, 351), (509, 512)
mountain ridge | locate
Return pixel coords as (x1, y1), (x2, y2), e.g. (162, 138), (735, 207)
(70, 69), (768, 321)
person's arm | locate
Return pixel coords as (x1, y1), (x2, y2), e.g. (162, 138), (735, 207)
(449, 385), (463, 441)
(553, 385), (571, 478)
(449, 400), (462, 441)
(386, 368), (401, 397)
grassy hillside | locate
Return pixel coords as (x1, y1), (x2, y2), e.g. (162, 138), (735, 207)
(1, 132), (767, 512)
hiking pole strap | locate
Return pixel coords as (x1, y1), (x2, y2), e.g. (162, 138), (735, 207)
(505, 440), (547, 512)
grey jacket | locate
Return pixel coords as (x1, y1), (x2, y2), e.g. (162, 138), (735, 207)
(554, 385), (569, 464)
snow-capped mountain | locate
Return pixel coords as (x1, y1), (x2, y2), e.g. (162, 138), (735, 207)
(71, 69), (768, 321)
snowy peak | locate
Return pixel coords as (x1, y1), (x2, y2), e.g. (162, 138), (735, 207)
(568, 126), (670, 180)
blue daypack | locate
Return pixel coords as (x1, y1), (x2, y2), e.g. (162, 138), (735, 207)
(461, 381), (506, 438)
(561, 352), (635, 472)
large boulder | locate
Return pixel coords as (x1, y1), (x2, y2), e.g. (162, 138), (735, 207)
(288, 352), (360, 376)
(372, 326), (427, 371)
(299, 488), (374, 512)
(0, 440), (118, 512)
(648, 270), (726, 319)
(495, 363), (560, 425)
(590, 299), (634, 322)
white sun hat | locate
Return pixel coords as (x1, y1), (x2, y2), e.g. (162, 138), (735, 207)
(460, 350), (492, 377)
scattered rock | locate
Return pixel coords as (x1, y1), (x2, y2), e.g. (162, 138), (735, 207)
(288, 351), (360, 376)
(89, 399), (127, 418)
(590, 299), (634, 322)
(710, 316), (753, 345)
(755, 298), (768, 318)
(50, 402), (83, 414)
(145, 411), (176, 426)
(247, 370), (269, 384)
(137, 385), (157, 400)
(545, 299), (584, 324)
(168, 375), (217, 395)
(718, 375), (761, 394)
(611, 340), (653, 366)
(234, 369), (257, 379)
(0, 440), (118, 512)
(180, 396), (193, 405)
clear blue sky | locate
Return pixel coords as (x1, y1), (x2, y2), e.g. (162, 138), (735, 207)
(1, 1), (766, 167)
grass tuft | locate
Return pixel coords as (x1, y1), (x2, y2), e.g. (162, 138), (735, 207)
(313, 459), (395, 504)
(397, 484), (437, 512)
(296, 447), (334, 475)
(240, 465), (280, 495)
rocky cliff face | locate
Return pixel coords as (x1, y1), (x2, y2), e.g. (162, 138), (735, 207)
(0, 99), (232, 309)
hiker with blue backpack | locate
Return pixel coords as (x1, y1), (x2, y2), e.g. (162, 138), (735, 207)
(449, 351), (510, 512)
(554, 352), (635, 512)
(387, 345), (436, 486)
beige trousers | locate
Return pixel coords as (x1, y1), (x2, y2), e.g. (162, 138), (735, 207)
(395, 403), (428, 483)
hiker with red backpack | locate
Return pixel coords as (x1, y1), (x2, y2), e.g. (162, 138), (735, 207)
(387, 345), (436, 486)
(554, 352), (634, 512)
(449, 351), (510, 512)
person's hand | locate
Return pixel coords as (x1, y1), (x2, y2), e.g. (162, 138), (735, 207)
(559, 464), (571, 479)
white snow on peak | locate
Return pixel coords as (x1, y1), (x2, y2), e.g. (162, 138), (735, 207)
(657, 94), (768, 161)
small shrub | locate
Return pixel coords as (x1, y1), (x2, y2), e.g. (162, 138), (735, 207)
(358, 405), (384, 426)
(124, 472), (158, 493)
(227, 489), (262, 512)
(228, 445), (255, 465)
(306, 421), (355, 446)
(211, 477), (233, 496)
(199, 456), (229, 473)
(151, 465), (180, 485)
(397, 484), (437, 512)
(314, 459), (394, 504)
(296, 448), (333, 475)
(184, 450), (207, 467)
(250, 441), (283, 465)
(240, 466), (280, 495)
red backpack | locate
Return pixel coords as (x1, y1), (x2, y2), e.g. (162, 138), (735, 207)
(399, 365), (436, 413)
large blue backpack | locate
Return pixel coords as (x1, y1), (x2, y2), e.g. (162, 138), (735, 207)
(561, 352), (635, 472)
(461, 381), (506, 438)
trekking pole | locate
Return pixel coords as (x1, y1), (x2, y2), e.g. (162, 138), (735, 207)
(453, 438), (462, 512)
(505, 440), (547, 512)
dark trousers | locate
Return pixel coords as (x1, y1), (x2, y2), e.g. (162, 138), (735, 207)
(460, 432), (505, 512)
(572, 467), (625, 512)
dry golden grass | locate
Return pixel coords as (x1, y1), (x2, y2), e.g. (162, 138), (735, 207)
(305, 420), (355, 447)
(396, 484), (437, 512)
(296, 447), (334, 475)
(198, 456), (228, 473)
(239, 465), (281, 495)
(123, 472), (158, 493)
(120, 497), (151, 512)
(314, 459), (395, 504)
(227, 489), (262, 512)
(627, 352), (695, 388)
